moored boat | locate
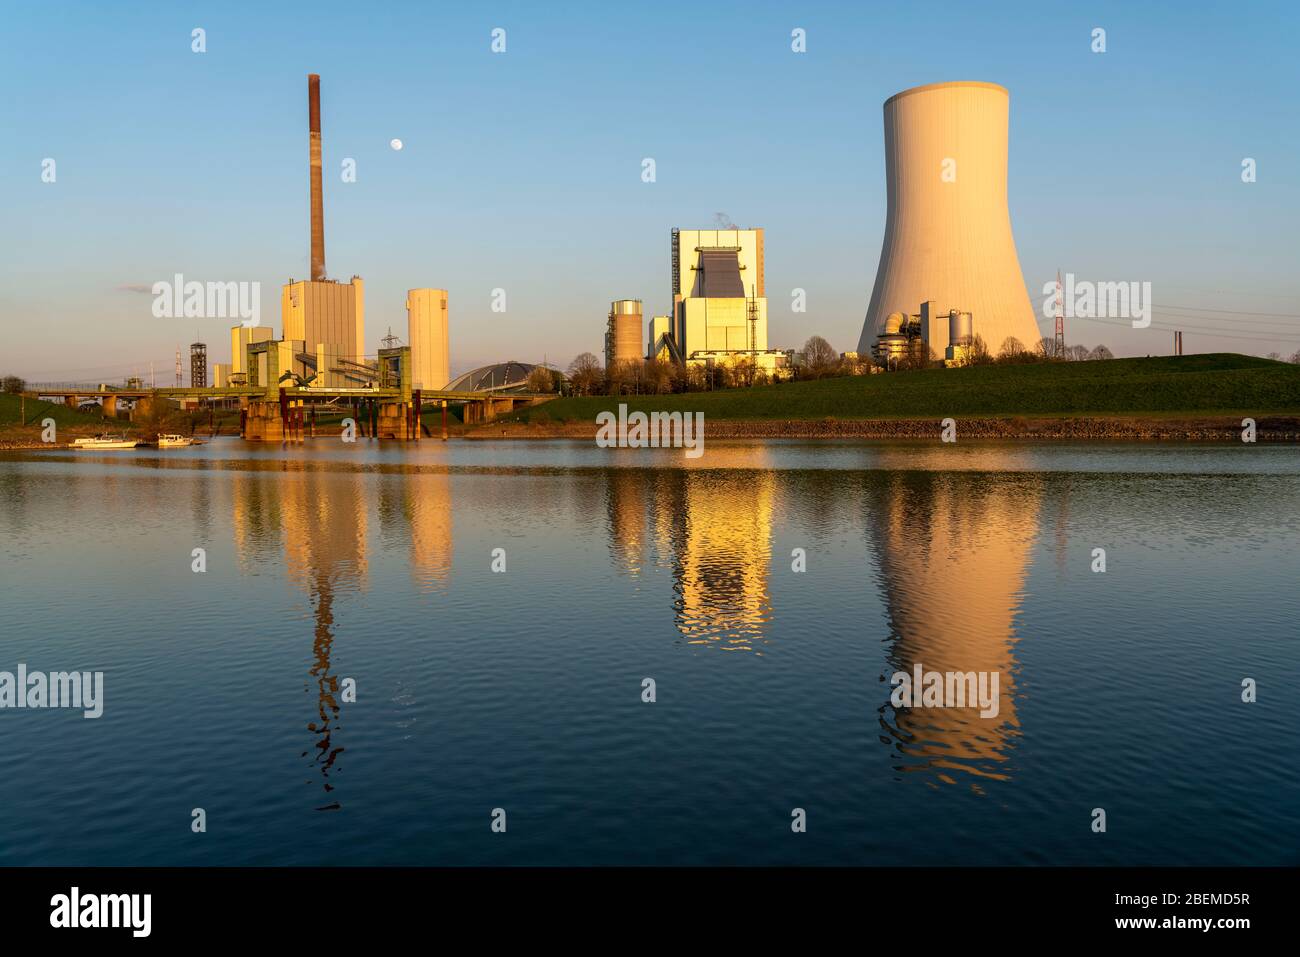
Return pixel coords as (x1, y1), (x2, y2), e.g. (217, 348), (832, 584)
(69, 434), (140, 450)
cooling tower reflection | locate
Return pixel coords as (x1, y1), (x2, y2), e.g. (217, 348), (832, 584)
(867, 470), (1043, 789)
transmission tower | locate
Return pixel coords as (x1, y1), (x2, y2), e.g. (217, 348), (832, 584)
(1054, 269), (1065, 358)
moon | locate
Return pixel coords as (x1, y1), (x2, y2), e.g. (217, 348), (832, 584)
(390, 138), (403, 151)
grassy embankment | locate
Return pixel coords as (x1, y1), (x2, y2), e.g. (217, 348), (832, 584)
(502, 354), (1300, 425)
(0, 394), (124, 429)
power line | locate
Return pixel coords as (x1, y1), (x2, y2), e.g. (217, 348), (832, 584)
(1153, 304), (1300, 318)
(1063, 313), (1300, 343)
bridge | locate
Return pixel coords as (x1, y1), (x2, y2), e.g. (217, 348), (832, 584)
(24, 382), (550, 441)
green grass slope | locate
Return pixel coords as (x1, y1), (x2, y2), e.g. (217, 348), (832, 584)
(506, 354), (1300, 424)
(0, 394), (123, 428)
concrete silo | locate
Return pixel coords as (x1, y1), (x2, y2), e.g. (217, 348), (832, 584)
(856, 81), (1041, 358)
(406, 288), (449, 390)
(606, 299), (643, 370)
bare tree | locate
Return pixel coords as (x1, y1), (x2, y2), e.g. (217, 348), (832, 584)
(1290, 350), (1300, 364)
(566, 352), (603, 396)
(2, 375), (26, 394)
(1067, 344), (1091, 362)
(802, 335), (839, 377)
(969, 334), (993, 365)
(1036, 337), (1057, 359)
(1089, 345), (1114, 361)
(1266, 352), (1281, 361)
(999, 336), (1026, 359)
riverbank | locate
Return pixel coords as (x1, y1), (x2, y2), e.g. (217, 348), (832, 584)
(464, 414), (1300, 441)
(501, 354), (1300, 425)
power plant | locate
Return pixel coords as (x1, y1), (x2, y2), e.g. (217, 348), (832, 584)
(857, 81), (1042, 361)
(227, 75), (450, 400)
(615, 227), (792, 379)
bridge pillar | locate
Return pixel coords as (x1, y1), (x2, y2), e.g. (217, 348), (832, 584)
(376, 401), (406, 439)
(242, 399), (285, 442)
(102, 395), (118, 418)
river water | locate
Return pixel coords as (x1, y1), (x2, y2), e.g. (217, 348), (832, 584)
(1, 439), (1297, 865)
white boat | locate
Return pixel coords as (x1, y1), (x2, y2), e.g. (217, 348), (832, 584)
(156, 434), (195, 448)
(70, 434), (140, 450)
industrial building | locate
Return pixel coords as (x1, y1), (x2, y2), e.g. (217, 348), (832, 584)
(406, 289), (450, 391)
(857, 81), (1042, 361)
(230, 325), (274, 381)
(872, 303), (976, 368)
(189, 342), (207, 388)
(667, 227), (787, 376)
(281, 276), (366, 388)
(647, 315), (673, 362)
(227, 74), (441, 395)
(269, 75), (366, 389)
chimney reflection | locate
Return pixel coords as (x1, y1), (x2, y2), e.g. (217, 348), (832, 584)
(281, 471), (367, 810)
(232, 465), (369, 810)
(868, 470), (1042, 790)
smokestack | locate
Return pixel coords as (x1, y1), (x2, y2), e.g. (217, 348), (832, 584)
(308, 73), (325, 281)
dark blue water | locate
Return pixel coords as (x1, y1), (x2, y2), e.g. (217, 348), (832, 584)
(1, 439), (1297, 865)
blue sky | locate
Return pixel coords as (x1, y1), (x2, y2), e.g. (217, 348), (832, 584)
(2, 0), (1297, 379)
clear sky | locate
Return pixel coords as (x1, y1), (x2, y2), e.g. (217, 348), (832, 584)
(2, 0), (1297, 380)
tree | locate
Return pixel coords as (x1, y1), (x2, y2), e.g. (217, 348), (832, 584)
(2, 375), (25, 394)
(969, 334), (993, 365)
(1067, 344), (1091, 362)
(643, 357), (675, 394)
(605, 359), (640, 396)
(132, 398), (186, 440)
(999, 336), (1026, 359)
(525, 364), (556, 393)
(802, 335), (839, 378)
(1089, 345), (1114, 361)
(566, 352), (602, 396)
(1037, 337), (1058, 359)
(1290, 350), (1300, 364)
(1266, 352), (1281, 361)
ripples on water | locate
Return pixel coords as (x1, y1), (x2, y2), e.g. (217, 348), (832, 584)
(0, 440), (1297, 865)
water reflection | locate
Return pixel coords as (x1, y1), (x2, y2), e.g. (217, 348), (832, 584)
(222, 449), (1042, 800)
(867, 471), (1042, 789)
(603, 469), (775, 651)
(378, 473), (454, 591)
(597, 458), (1044, 787)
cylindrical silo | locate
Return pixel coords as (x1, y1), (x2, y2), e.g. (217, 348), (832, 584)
(856, 82), (1041, 357)
(949, 309), (973, 345)
(607, 299), (643, 369)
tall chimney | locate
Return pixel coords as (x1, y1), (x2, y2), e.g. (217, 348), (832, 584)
(308, 73), (325, 281)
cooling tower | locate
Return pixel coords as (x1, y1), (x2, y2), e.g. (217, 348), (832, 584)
(856, 81), (1041, 357)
